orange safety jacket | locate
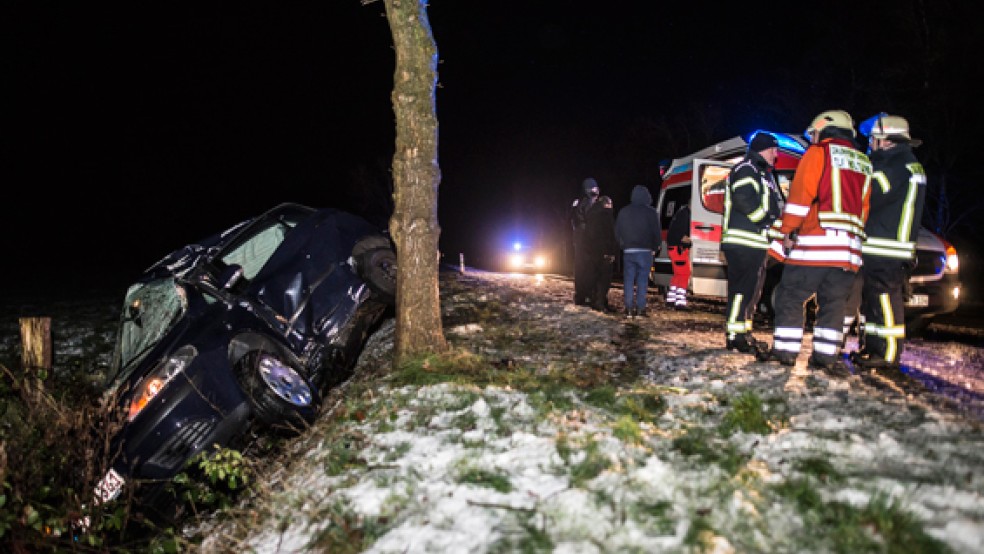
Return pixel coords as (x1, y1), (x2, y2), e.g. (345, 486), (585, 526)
(768, 137), (871, 271)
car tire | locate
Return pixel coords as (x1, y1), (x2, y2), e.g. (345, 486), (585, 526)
(354, 237), (397, 304)
(236, 350), (319, 434)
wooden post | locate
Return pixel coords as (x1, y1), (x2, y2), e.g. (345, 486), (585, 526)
(19, 316), (52, 371)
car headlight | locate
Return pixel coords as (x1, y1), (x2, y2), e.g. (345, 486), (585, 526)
(127, 345), (197, 421)
(945, 244), (959, 272)
(533, 255), (547, 268)
(508, 253), (524, 268)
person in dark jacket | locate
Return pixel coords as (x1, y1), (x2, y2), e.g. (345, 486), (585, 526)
(665, 203), (692, 309)
(722, 132), (784, 354)
(570, 178), (618, 310)
(849, 114), (927, 371)
(615, 185), (661, 317)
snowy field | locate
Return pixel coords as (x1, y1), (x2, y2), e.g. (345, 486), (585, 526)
(194, 270), (984, 553)
(2, 271), (983, 553)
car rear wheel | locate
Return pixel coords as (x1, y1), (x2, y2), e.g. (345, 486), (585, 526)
(353, 236), (397, 304)
(236, 350), (319, 434)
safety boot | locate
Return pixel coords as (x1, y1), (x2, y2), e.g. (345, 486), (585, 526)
(808, 353), (851, 378)
(755, 347), (797, 366)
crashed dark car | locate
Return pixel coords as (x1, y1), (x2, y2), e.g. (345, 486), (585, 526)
(92, 202), (396, 519)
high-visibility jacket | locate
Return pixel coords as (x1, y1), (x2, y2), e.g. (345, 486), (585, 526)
(769, 137), (872, 271)
(861, 144), (926, 260)
(722, 151), (784, 250)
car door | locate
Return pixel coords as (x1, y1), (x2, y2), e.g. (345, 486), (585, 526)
(689, 159), (734, 298)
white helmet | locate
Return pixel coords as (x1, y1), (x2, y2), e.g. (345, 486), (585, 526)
(860, 113), (921, 146)
(805, 109), (856, 138)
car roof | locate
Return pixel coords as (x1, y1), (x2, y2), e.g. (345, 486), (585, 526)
(662, 131), (809, 185)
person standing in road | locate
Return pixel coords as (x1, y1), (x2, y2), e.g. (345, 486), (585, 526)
(570, 177), (618, 311)
(616, 184), (662, 317)
(849, 114), (927, 371)
(757, 110), (872, 375)
(722, 132), (784, 353)
(665, 202), (692, 309)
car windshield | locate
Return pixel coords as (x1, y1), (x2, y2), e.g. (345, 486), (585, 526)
(107, 277), (187, 386)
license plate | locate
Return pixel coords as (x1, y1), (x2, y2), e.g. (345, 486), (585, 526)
(94, 468), (125, 505)
(906, 294), (929, 307)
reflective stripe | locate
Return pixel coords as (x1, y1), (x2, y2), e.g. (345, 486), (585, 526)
(785, 203), (810, 217)
(813, 341), (839, 355)
(774, 339), (801, 354)
(722, 228), (770, 249)
(813, 327), (843, 342)
(774, 326), (803, 340)
(881, 294), (901, 362)
(726, 293), (744, 333)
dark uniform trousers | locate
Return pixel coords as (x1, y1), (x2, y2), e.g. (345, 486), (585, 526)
(573, 242), (594, 305)
(722, 244), (768, 339)
(773, 265), (857, 359)
(859, 256), (907, 362)
(590, 258), (614, 310)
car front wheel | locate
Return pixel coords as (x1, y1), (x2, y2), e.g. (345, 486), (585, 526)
(236, 350), (319, 434)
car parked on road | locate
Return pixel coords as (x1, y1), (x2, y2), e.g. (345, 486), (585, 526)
(652, 131), (961, 332)
(92, 202), (396, 521)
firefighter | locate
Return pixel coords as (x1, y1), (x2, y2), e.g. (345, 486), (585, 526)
(722, 132), (784, 353)
(665, 203), (692, 309)
(849, 114), (927, 371)
(757, 110), (871, 374)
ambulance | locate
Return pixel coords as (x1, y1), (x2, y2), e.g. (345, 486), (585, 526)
(652, 131), (961, 332)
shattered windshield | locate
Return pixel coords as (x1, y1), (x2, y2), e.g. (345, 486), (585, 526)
(107, 277), (187, 386)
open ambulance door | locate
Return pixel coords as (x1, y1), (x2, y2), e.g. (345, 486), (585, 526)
(688, 159), (735, 298)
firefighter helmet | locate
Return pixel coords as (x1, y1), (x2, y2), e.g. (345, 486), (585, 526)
(859, 113), (920, 145)
(805, 109), (856, 138)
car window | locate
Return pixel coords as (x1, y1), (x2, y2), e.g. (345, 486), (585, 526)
(109, 278), (187, 384)
(699, 164), (731, 215)
(221, 223), (289, 280)
(660, 186), (691, 231)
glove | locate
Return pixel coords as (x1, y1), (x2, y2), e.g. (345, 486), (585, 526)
(782, 231), (798, 255)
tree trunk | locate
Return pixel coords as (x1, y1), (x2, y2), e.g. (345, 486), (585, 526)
(383, 0), (448, 364)
(19, 316), (52, 372)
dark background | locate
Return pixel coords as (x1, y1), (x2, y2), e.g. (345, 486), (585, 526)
(5, 1), (983, 301)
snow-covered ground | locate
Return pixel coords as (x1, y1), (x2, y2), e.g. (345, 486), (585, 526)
(182, 269), (984, 553)
(2, 271), (982, 552)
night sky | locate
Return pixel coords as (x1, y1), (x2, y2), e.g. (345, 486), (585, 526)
(6, 1), (984, 296)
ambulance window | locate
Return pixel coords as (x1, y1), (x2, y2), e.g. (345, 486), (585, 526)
(660, 186), (690, 231)
(699, 165), (730, 215)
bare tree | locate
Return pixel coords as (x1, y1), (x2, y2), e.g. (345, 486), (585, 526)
(364, 0), (448, 363)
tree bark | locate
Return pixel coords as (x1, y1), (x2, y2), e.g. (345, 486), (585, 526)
(383, 0), (448, 364)
(19, 316), (52, 372)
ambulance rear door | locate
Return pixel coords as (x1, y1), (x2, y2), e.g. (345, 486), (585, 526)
(688, 159), (735, 298)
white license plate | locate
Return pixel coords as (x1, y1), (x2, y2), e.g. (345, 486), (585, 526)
(906, 294), (929, 307)
(94, 468), (125, 505)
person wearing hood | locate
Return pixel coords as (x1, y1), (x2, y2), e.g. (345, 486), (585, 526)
(721, 132), (785, 353)
(615, 185), (661, 317)
(849, 114), (927, 372)
(570, 177), (618, 310)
